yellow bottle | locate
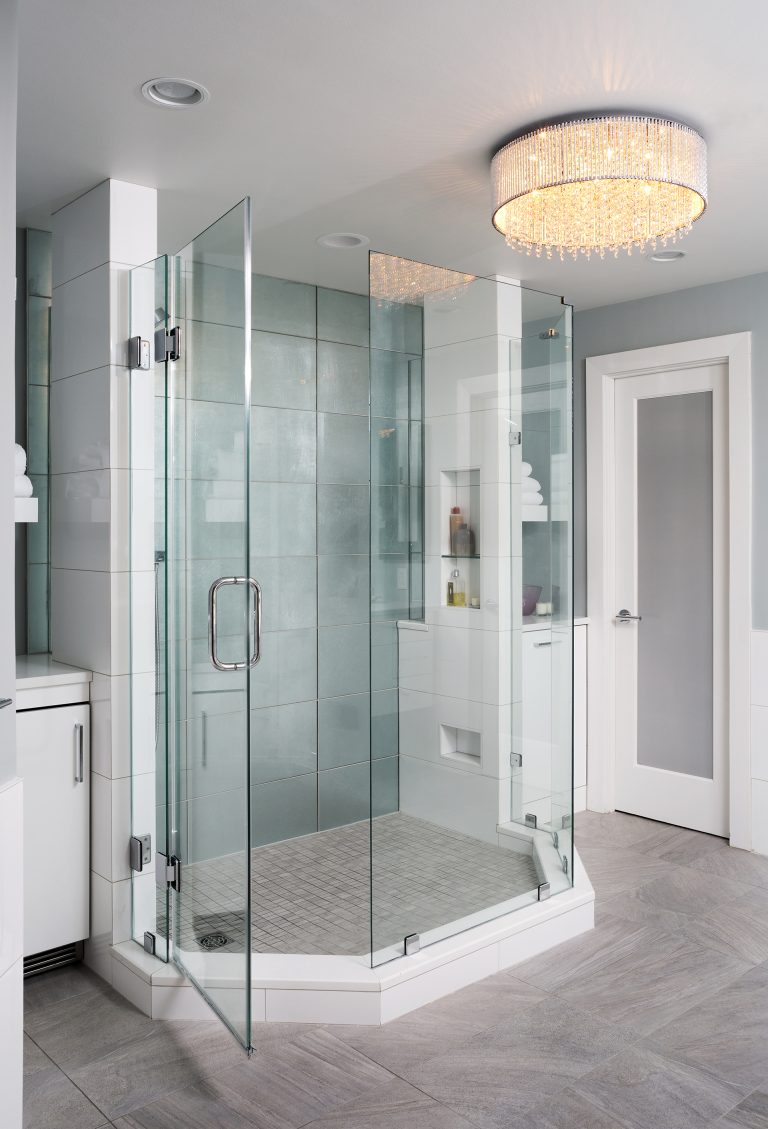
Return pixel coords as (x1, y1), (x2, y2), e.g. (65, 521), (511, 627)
(451, 569), (466, 607)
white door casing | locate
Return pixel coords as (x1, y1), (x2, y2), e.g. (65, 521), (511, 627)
(613, 364), (728, 835)
(586, 334), (752, 848)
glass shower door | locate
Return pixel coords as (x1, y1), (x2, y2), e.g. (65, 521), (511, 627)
(168, 200), (254, 1048)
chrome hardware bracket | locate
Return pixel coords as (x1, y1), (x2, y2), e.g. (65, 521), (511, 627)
(129, 834), (152, 873)
(404, 933), (421, 956)
(156, 852), (181, 892)
(154, 325), (183, 362)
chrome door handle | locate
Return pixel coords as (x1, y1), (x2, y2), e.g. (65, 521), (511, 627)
(615, 608), (642, 623)
(208, 576), (262, 671)
(74, 723), (84, 783)
(0, 698), (12, 710)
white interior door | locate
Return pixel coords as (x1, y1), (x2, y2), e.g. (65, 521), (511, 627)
(613, 363), (729, 836)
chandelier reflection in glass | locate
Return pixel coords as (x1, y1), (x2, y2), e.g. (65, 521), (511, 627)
(491, 115), (707, 260)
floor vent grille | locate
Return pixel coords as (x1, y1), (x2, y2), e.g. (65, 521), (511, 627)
(24, 942), (83, 978)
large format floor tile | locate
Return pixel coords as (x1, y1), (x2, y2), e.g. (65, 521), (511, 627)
(331, 972), (548, 1073)
(23, 1035), (106, 1129)
(643, 961), (768, 1092)
(399, 997), (637, 1127)
(23, 812), (768, 1129)
(572, 1045), (744, 1129)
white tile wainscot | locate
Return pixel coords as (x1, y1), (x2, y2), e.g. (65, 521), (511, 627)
(107, 842), (593, 1024)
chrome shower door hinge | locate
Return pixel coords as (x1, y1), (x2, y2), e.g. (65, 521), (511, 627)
(510, 752), (523, 769)
(129, 834), (152, 873)
(508, 430), (522, 447)
(128, 335), (151, 370)
(156, 852), (182, 892)
(155, 325), (183, 362)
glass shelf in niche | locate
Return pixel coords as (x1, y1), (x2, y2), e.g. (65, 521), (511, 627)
(441, 553), (481, 560)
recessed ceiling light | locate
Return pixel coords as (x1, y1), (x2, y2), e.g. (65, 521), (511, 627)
(141, 78), (210, 108)
(649, 250), (686, 262)
(316, 233), (370, 249)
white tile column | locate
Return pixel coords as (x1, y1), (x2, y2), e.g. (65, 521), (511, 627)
(50, 180), (157, 982)
(399, 275), (523, 841)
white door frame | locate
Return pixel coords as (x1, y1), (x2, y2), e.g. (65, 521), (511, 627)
(586, 333), (752, 848)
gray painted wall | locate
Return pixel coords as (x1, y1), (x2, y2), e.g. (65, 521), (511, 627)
(0, 1), (18, 785)
(573, 271), (768, 626)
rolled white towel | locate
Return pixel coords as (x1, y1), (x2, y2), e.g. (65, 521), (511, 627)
(15, 475), (33, 499)
(521, 461), (533, 477)
(522, 491), (544, 506)
(14, 444), (27, 476)
(522, 477), (541, 493)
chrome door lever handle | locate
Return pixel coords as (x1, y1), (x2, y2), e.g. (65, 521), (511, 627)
(615, 609), (642, 622)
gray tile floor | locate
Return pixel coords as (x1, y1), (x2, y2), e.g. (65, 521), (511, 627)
(174, 813), (540, 956)
(23, 809), (768, 1129)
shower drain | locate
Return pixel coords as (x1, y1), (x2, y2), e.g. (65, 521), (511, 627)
(196, 932), (230, 951)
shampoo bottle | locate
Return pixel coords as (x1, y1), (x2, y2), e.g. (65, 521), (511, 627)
(451, 569), (466, 607)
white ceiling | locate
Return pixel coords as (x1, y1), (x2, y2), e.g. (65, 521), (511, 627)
(16, 0), (768, 309)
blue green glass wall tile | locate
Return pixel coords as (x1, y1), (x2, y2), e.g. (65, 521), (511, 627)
(317, 341), (369, 416)
(318, 287), (368, 348)
(252, 274), (316, 339)
(318, 692), (370, 770)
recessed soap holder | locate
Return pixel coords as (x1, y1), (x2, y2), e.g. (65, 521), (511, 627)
(440, 724), (481, 768)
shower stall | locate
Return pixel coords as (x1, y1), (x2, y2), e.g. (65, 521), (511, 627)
(128, 199), (587, 1047)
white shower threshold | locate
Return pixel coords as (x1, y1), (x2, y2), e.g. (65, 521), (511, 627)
(104, 840), (594, 1027)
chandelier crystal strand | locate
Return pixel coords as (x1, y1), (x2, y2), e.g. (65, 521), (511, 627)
(491, 115), (707, 259)
(370, 253), (475, 305)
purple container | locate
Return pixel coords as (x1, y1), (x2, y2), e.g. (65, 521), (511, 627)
(522, 584), (542, 617)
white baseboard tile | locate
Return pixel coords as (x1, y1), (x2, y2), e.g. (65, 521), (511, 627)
(498, 898), (594, 971)
(380, 942), (499, 1023)
(112, 954), (152, 1016)
(152, 985), (225, 1021)
(265, 988), (381, 1026)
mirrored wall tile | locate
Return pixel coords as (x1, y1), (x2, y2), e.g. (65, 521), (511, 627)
(188, 480), (247, 560)
(318, 287), (369, 347)
(371, 555), (411, 622)
(370, 300), (422, 355)
(372, 485), (411, 555)
(318, 761), (370, 830)
(318, 413), (369, 485)
(372, 755), (399, 816)
(253, 274), (316, 338)
(27, 228), (53, 296)
(372, 689), (398, 758)
(27, 385), (49, 474)
(186, 786), (249, 863)
(250, 482), (316, 556)
(318, 693), (370, 769)
(317, 341), (369, 416)
(27, 562), (50, 654)
(372, 418), (409, 485)
(251, 406), (316, 483)
(249, 627), (318, 708)
(253, 555), (317, 632)
(370, 349), (414, 419)
(251, 773), (318, 847)
(317, 485), (369, 555)
(185, 262), (246, 329)
(372, 621), (398, 691)
(27, 294), (51, 385)
(318, 624), (370, 699)
(27, 474), (49, 564)
(186, 320), (245, 404)
(250, 701), (318, 786)
(252, 330), (316, 410)
(318, 555), (368, 626)
(187, 399), (245, 481)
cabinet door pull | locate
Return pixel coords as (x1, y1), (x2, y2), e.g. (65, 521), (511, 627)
(74, 723), (84, 783)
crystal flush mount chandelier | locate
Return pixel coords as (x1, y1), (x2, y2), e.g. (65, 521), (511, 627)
(491, 114), (707, 260)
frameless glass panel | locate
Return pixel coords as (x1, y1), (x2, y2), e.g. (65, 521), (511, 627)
(369, 255), (551, 966)
(518, 290), (574, 891)
(170, 201), (252, 1048)
(637, 392), (714, 777)
(129, 254), (170, 961)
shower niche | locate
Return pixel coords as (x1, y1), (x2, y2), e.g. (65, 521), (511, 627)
(127, 219), (588, 1045)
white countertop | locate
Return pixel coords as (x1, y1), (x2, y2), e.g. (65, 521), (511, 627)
(16, 655), (93, 691)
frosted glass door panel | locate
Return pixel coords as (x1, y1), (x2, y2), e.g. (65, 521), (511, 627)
(637, 392), (713, 778)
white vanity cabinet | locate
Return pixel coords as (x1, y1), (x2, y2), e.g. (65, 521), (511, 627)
(16, 657), (92, 959)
